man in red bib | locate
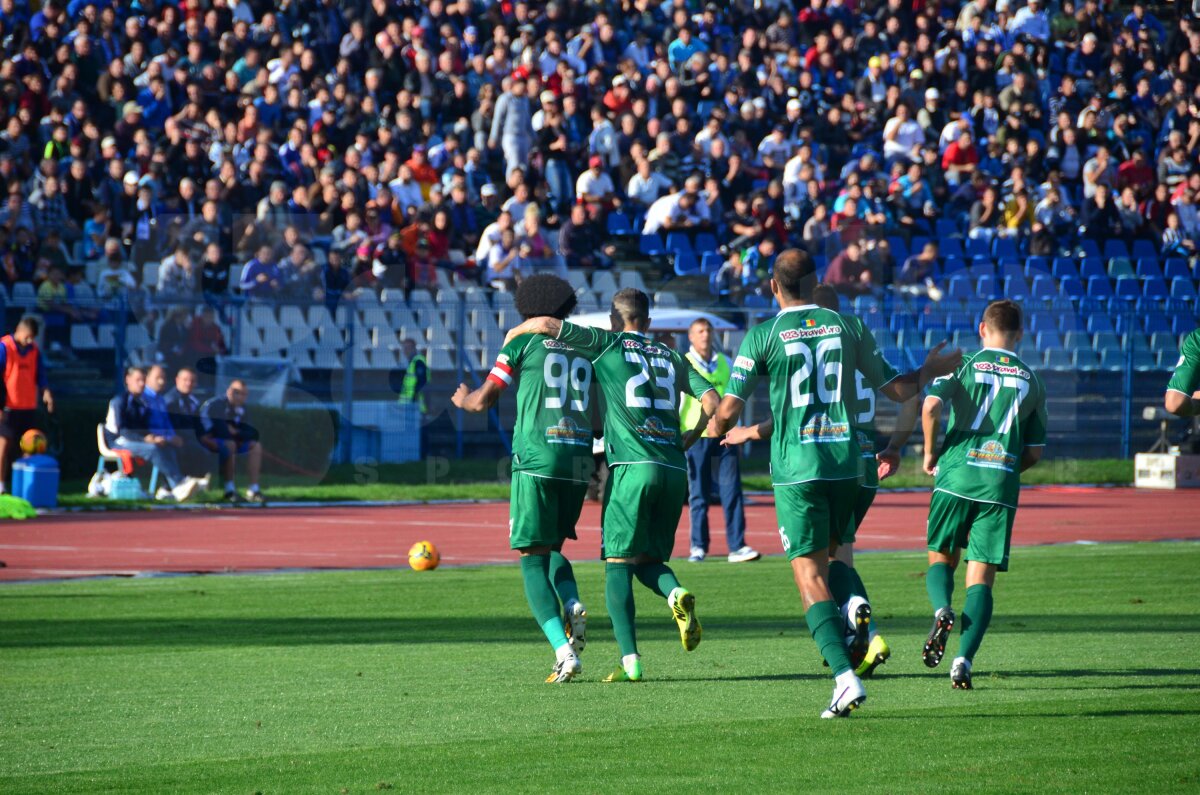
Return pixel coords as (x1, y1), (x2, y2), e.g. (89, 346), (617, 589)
(0, 317), (54, 493)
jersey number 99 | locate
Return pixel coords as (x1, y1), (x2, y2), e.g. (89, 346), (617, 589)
(544, 353), (592, 412)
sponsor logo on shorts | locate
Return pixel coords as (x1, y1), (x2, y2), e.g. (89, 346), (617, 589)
(856, 430), (875, 459)
(799, 413), (850, 444)
(545, 416), (592, 446)
(779, 324), (840, 342)
(973, 360), (1030, 379)
(966, 440), (1016, 472)
(633, 415), (677, 445)
(734, 355), (755, 371)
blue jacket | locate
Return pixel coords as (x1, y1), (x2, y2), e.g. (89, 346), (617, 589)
(104, 391), (153, 447)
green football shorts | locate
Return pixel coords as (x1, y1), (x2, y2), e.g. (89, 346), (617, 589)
(601, 463), (687, 561)
(774, 478), (861, 559)
(509, 472), (588, 551)
(926, 489), (1016, 571)
(853, 483), (876, 532)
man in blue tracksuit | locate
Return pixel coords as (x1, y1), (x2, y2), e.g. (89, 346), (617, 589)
(679, 318), (760, 563)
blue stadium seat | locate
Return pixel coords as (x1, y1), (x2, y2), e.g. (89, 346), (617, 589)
(1096, 348), (1124, 371)
(1052, 257), (1080, 280)
(1143, 278), (1169, 301)
(665, 232), (693, 254)
(1131, 239), (1159, 261)
(1059, 276), (1085, 300)
(887, 236), (909, 262)
(968, 261), (995, 281)
(1145, 313), (1172, 334)
(992, 237), (1019, 259)
(1150, 332), (1178, 352)
(639, 233), (665, 257)
(853, 295), (880, 313)
(1004, 276), (1030, 300)
(911, 235), (932, 254)
(694, 232), (718, 254)
(1170, 277), (1198, 302)
(1087, 313), (1115, 334)
(1086, 276), (1114, 298)
(1044, 348), (1073, 369)
(1135, 258), (1163, 279)
(1079, 239), (1102, 259)
(976, 275), (1000, 300)
(1073, 349), (1100, 370)
(1093, 331), (1121, 352)
(939, 238), (965, 258)
(606, 212), (632, 235)
(1113, 277), (1140, 302)
(1103, 239), (1129, 260)
(946, 311), (975, 332)
(1114, 314), (1136, 337)
(1164, 259), (1192, 282)
(1173, 313), (1198, 335)
(947, 275), (973, 301)
(934, 218), (959, 239)
(700, 251), (724, 275)
(1062, 331), (1088, 351)
(1107, 258), (1135, 279)
(941, 256), (967, 276)
(1037, 330), (1063, 350)
(1079, 258), (1107, 281)
(889, 313), (917, 334)
(1025, 256), (1051, 278)
(965, 237), (990, 258)
(1060, 312), (1088, 332)
(1029, 312), (1057, 334)
(672, 251), (699, 275)
(1031, 275), (1057, 301)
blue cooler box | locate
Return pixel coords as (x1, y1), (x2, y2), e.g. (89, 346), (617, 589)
(13, 454), (59, 508)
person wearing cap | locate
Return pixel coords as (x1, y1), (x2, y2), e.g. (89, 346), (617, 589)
(917, 88), (946, 133)
(602, 74), (633, 116)
(489, 73), (535, 178)
(575, 155), (618, 219)
(855, 55), (888, 112)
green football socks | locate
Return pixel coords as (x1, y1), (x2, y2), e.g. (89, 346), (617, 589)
(605, 562), (639, 657)
(958, 584), (994, 663)
(634, 561), (681, 599)
(828, 560), (856, 606)
(520, 554), (569, 650)
(926, 562), (955, 612)
(806, 600), (853, 677)
(548, 550), (580, 607)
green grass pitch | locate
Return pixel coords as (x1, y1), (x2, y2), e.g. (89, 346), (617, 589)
(2, 543), (1199, 793)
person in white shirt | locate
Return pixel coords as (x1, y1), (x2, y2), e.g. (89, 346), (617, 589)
(626, 158), (673, 209)
(756, 124), (793, 170)
(642, 190), (702, 235)
(475, 206), (513, 264)
(575, 156), (617, 212)
(693, 115), (730, 156)
(1008, 0), (1050, 41)
(939, 117), (971, 153)
(883, 104), (925, 163)
(388, 165), (424, 216)
(588, 105), (619, 167)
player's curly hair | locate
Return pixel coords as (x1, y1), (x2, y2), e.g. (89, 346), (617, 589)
(515, 274), (578, 320)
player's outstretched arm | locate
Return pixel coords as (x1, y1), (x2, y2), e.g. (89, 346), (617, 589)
(1019, 446), (1044, 472)
(451, 380), (502, 413)
(877, 396), (920, 480)
(721, 414), (774, 446)
(708, 393), (746, 437)
(921, 395), (944, 476)
(880, 342), (963, 403)
(503, 316), (561, 346)
(1164, 389), (1200, 417)
(682, 389), (722, 450)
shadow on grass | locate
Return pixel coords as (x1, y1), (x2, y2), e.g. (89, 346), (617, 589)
(4, 616), (1200, 650)
(869, 707), (1200, 719)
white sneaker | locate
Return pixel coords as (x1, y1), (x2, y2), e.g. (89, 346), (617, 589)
(727, 545), (761, 563)
(565, 600), (587, 654)
(154, 486), (174, 501)
(821, 674), (867, 718)
(171, 477), (200, 503)
(545, 654), (582, 683)
(688, 547), (706, 562)
(198, 474), (211, 491)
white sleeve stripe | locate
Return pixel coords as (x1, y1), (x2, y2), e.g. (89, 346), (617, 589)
(489, 367), (513, 384)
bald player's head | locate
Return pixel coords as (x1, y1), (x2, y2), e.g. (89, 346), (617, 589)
(771, 248), (818, 303)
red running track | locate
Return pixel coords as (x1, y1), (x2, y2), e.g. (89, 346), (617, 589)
(1, 487), (1198, 582)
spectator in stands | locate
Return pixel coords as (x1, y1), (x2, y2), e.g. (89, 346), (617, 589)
(487, 227), (523, 291)
(1081, 184), (1122, 242)
(157, 246), (198, 298)
(96, 239), (137, 299)
(239, 245), (282, 300)
(968, 186), (1004, 242)
(575, 155), (619, 219)
(157, 307), (193, 374)
(490, 75), (535, 178)
(824, 240), (875, 297)
(941, 130), (979, 188)
(35, 266), (76, 349)
(165, 367), (209, 481)
(1163, 212), (1195, 258)
(200, 243), (230, 297)
(626, 157), (673, 211)
(199, 378), (264, 503)
(104, 366), (201, 502)
(186, 306), (228, 368)
(896, 242), (945, 301)
(643, 189), (703, 236)
(558, 202), (615, 270)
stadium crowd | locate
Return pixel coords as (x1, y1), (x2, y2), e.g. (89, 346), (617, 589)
(0, 0), (1197, 321)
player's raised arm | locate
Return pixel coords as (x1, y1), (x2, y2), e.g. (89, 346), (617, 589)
(451, 380), (502, 413)
(721, 414), (773, 446)
(503, 316), (561, 345)
(879, 341), (963, 403)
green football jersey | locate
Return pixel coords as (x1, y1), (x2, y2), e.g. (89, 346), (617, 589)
(490, 333), (596, 483)
(555, 322), (715, 471)
(1166, 329), (1200, 397)
(727, 305), (900, 485)
(928, 347), (1047, 508)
